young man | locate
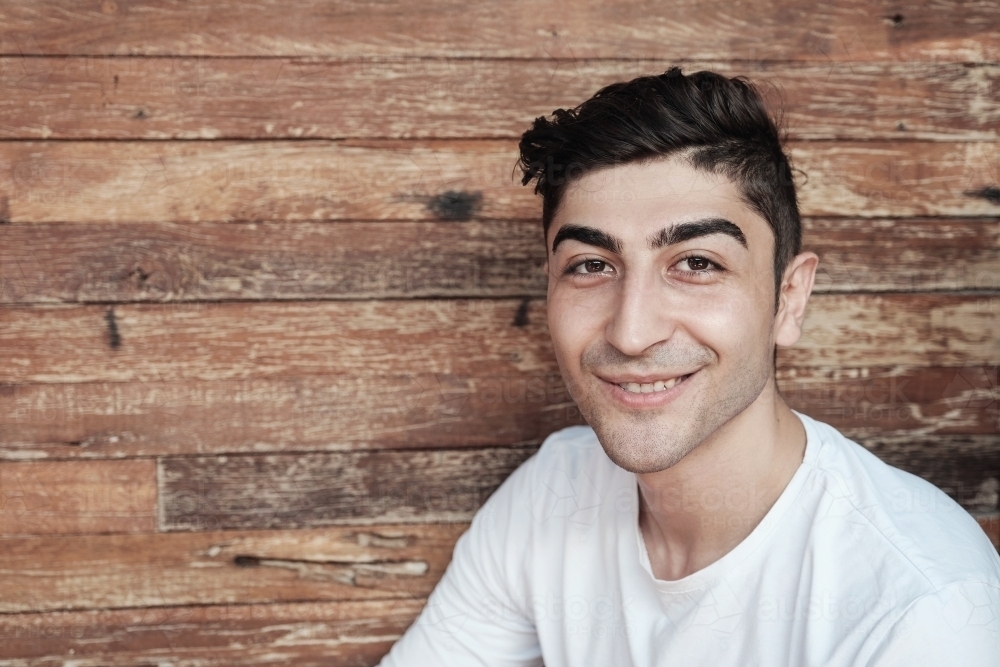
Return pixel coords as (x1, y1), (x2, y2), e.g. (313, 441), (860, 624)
(378, 68), (1000, 665)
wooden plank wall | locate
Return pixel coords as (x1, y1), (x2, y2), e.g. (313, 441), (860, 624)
(1, 1), (998, 664)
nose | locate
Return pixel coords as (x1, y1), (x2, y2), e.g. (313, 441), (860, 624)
(604, 269), (677, 357)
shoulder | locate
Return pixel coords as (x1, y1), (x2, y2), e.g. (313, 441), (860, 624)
(863, 579), (1000, 665)
(509, 425), (619, 520)
(798, 412), (1000, 592)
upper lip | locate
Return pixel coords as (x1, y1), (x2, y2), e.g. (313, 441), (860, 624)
(596, 370), (698, 384)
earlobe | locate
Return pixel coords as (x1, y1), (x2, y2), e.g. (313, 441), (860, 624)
(774, 252), (820, 348)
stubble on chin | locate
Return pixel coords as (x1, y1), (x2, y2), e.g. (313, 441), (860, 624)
(562, 355), (772, 475)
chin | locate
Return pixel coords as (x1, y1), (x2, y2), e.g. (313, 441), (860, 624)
(587, 413), (704, 474)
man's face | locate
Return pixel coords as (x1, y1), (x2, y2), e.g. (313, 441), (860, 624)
(546, 156), (780, 474)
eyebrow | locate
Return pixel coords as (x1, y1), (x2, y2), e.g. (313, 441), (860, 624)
(550, 217), (748, 255)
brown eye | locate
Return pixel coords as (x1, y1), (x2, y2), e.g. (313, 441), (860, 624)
(573, 259), (611, 275)
(678, 256), (716, 272)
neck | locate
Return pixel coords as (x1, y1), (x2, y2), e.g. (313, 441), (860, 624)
(636, 380), (806, 581)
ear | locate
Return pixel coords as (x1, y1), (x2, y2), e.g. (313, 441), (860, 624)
(774, 251), (819, 347)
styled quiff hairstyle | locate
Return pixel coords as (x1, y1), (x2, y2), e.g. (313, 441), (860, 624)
(516, 67), (801, 308)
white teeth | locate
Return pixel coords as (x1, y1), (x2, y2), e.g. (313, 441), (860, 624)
(619, 374), (689, 393)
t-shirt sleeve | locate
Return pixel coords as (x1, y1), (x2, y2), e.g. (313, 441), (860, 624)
(864, 580), (1000, 666)
(376, 454), (543, 667)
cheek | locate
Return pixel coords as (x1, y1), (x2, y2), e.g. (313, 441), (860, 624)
(681, 288), (772, 357)
(546, 286), (613, 364)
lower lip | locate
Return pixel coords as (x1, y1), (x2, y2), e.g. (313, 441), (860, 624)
(601, 372), (696, 409)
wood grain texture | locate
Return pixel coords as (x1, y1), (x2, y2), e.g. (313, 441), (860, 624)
(0, 220), (548, 303)
(1, 58), (997, 141)
(2, 218), (998, 305)
(782, 365), (1000, 437)
(0, 373), (578, 459)
(0, 523), (465, 613)
(159, 446), (537, 531)
(0, 366), (995, 460)
(0, 459), (155, 535)
(857, 434), (999, 512)
(0, 599), (419, 666)
(1, 296), (997, 385)
(0, 0), (996, 60)
(1, 141), (997, 223)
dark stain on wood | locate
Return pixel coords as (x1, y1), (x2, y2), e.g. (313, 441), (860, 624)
(104, 307), (121, 349)
(134, 108), (148, 119)
(427, 190), (482, 221)
(513, 298), (530, 327)
(887, 13), (905, 28)
(234, 555), (261, 567)
(125, 263), (152, 287)
(964, 185), (1000, 205)
(0, 196), (10, 224)
(231, 554), (429, 586)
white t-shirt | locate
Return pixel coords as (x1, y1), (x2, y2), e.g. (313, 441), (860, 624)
(378, 411), (1000, 666)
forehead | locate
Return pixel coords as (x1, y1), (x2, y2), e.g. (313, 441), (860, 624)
(551, 156), (770, 248)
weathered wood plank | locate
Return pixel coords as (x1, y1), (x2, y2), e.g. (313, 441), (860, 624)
(158, 435), (998, 531)
(0, 221), (547, 303)
(0, 523), (465, 613)
(0, 0), (996, 60)
(2, 218), (998, 305)
(159, 446), (537, 531)
(1, 296), (996, 385)
(0, 459), (155, 535)
(783, 365), (1000, 438)
(855, 435), (1000, 512)
(1, 59), (996, 141)
(0, 299), (555, 383)
(0, 373), (578, 459)
(792, 295), (999, 368)
(806, 218), (1000, 294)
(0, 367), (994, 460)
(1, 141), (997, 223)
(0, 599), (421, 666)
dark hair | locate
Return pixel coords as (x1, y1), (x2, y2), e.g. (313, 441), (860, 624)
(516, 67), (800, 309)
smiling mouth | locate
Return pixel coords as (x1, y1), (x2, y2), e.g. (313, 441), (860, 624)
(616, 373), (694, 394)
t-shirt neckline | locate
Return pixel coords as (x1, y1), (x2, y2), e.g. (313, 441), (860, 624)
(631, 409), (820, 594)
